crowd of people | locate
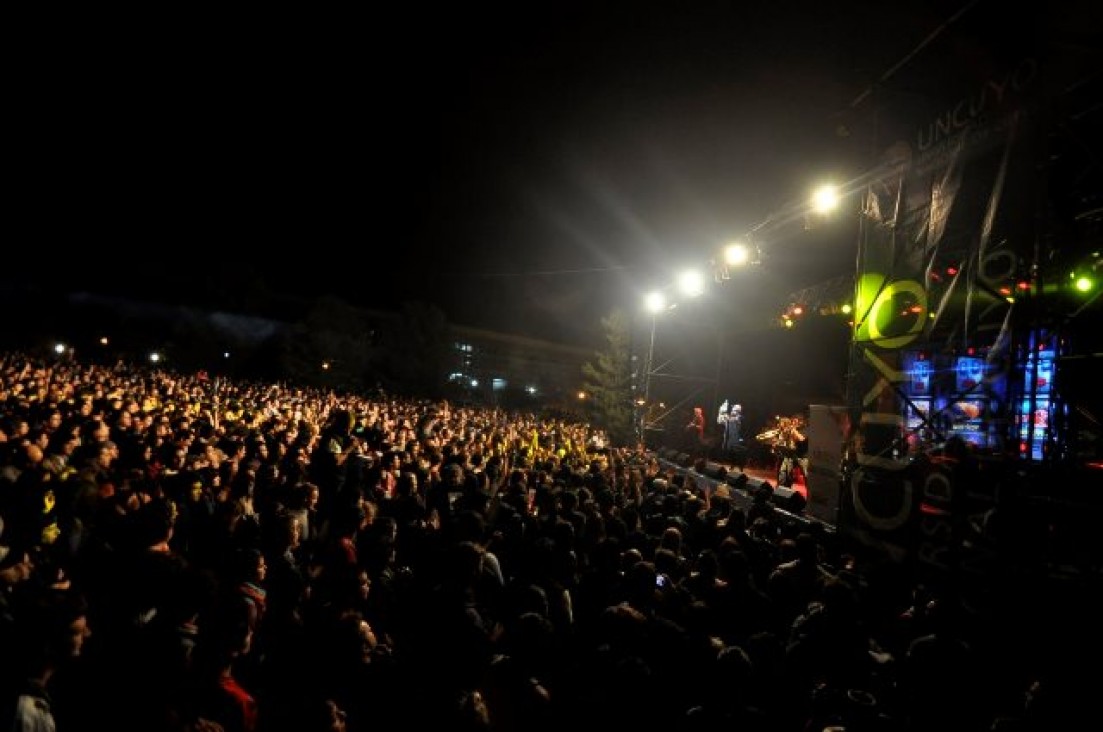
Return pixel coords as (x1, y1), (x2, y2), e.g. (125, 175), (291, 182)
(0, 351), (1094, 731)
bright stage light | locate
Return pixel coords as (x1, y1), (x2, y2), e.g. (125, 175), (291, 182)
(811, 184), (840, 214)
(724, 242), (752, 266)
(677, 270), (705, 298)
(644, 291), (667, 313)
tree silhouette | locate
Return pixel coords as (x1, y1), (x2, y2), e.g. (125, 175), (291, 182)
(276, 295), (378, 389)
(375, 301), (453, 397)
(581, 309), (635, 446)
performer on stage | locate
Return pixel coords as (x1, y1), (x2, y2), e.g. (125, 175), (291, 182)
(776, 414), (809, 487)
(684, 406), (706, 457)
(721, 403), (743, 451)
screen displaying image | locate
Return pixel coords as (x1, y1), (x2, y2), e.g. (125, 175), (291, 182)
(904, 397), (933, 452)
(954, 428), (989, 449)
(1018, 397), (1050, 461)
(1033, 350), (1055, 392)
(948, 396), (989, 448)
(955, 356), (986, 393)
(905, 398), (930, 431)
(903, 352), (931, 396)
(950, 399), (985, 426)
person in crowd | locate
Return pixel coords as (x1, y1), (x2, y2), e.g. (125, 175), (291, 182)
(1, 589), (91, 732)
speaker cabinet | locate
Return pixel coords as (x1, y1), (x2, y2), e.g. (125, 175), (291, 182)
(725, 472), (749, 490)
(772, 486), (807, 514)
(700, 462), (728, 480)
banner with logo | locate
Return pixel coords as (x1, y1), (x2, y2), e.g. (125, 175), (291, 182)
(838, 28), (1046, 570)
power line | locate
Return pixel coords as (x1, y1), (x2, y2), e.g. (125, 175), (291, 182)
(849, 0), (982, 109)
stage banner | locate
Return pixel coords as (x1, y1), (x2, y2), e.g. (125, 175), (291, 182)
(839, 15), (1046, 568)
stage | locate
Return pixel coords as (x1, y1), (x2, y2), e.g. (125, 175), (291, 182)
(704, 448), (808, 502)
(651, 448), (838, 528)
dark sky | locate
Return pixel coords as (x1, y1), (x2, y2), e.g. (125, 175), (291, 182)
(10, 2), (1091, 347)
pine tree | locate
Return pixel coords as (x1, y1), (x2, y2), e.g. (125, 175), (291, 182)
(581, 309), (635, 447)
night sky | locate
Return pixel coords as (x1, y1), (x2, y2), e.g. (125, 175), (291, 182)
(8, 2), (1094, 348)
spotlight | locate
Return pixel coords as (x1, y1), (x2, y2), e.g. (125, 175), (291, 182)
(724, 242), (752, 267)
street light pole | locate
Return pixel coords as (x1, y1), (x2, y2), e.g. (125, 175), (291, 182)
(641, 290), (669, 429)
(644, 312), (657, 405)
(639, 273), (718, 445)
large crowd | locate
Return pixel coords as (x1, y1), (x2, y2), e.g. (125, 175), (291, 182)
(0, 352), (1095, 731)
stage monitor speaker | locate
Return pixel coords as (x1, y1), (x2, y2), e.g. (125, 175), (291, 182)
(700, 462), (728, 480)
(772, 486), (807, 514)
(749, 480), (774, 504)
(677, 452), (693, 467)
(725, 472), (749, 490)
